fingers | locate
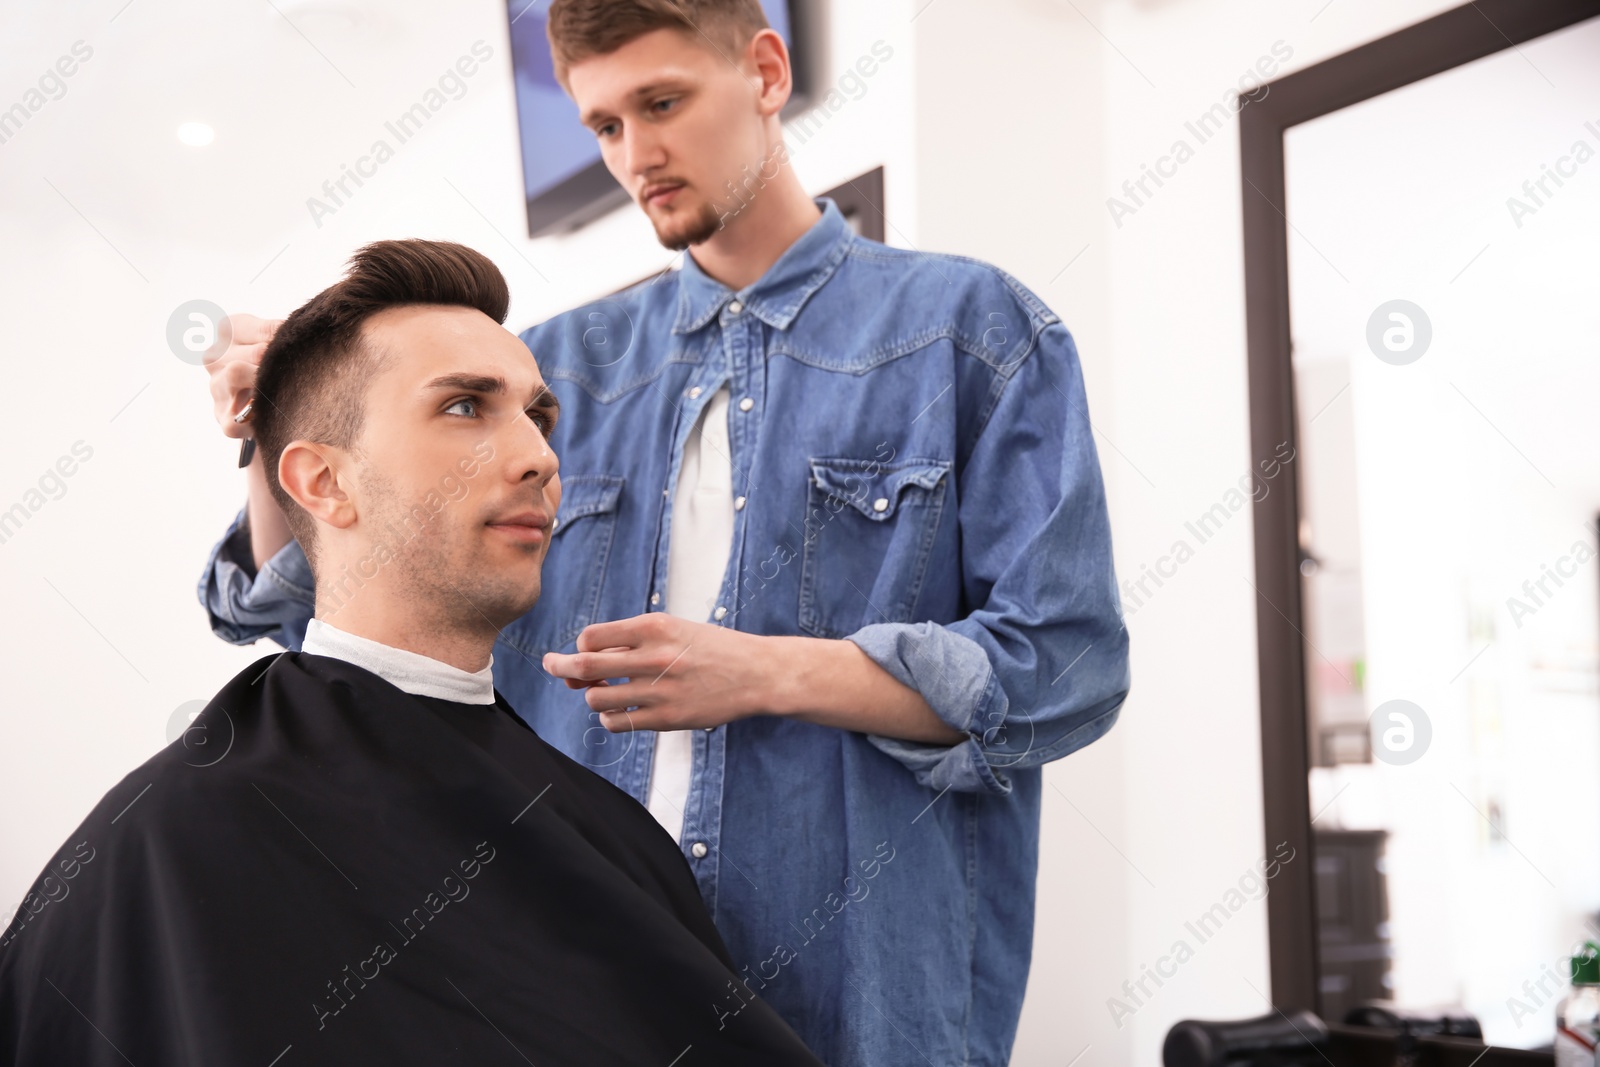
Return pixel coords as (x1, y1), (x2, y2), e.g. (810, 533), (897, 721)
(599, 709), (652, 733)
(222, 313), (284, 349)
(583, 682), (641, 714)
(211, 359), (261, 439)
(594, 709), (714, 734)
(575, 615), (663, 653)
(222, 358), (259, 404)
(205, 313), (282, 438)
(544, 648), (636, 682)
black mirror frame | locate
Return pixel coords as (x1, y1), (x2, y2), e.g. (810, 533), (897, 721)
(1239, 0), (1600, 1015)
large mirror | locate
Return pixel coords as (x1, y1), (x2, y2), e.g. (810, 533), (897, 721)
(1244, 0), (1600, 1053)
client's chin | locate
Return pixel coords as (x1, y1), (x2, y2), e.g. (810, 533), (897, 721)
(478, 580), (542, 629)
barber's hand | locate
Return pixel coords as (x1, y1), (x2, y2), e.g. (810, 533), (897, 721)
(543, 614), (772, 733)
(204, 313), (283, 438)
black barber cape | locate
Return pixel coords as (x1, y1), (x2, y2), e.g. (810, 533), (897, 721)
(0, 652), (823, 1066)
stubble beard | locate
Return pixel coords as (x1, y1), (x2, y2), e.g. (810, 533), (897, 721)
(360, 468), (543, 635)
(652, 197), (724, 252)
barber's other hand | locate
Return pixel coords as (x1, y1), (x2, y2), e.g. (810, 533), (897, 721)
(205, 313), (283, 439)
(542, 614), (772, 733)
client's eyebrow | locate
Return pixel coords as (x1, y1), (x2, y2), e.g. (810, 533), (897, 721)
(423, 373), (561, 418)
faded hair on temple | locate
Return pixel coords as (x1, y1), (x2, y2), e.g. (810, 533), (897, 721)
(251, 239), (510, 569)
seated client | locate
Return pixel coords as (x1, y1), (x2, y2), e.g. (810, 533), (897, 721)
(0, 240), (822, 1066)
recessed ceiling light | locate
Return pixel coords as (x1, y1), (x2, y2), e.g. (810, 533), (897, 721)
(177, 122), (214, 147)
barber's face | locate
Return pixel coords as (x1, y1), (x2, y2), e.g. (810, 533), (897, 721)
(569, 27), (784, 251)
(349, 305), (561, 630)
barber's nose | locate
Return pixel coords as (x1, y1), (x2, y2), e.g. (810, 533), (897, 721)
(624, 125), (664, 175)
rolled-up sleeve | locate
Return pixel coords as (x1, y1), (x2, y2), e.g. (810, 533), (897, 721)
(196, 505), (316, 650)
(846, 318), (1130, 796)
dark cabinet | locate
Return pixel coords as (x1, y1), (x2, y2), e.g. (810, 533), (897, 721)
(1315, 828), (1392, 1022)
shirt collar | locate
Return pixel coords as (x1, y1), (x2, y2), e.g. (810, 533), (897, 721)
(672, 196), (854, 336)
(301, 617), (496, 706)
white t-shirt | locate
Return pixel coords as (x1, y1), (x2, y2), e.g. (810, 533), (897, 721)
(645, 385), (734, 842)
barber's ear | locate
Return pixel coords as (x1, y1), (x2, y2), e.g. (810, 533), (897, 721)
(748, 28), (792, 116)
(278, 441), (358, 531)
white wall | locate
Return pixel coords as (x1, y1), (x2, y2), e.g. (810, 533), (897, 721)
(1, 0), (1524, 1063)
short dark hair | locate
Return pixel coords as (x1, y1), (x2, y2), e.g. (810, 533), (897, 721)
(252, 239), (510, 569)
(546, 0), (770, 92)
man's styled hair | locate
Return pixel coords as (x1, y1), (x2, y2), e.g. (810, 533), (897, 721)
(252, 239), (510, 569)
(546, 0), (771, 92)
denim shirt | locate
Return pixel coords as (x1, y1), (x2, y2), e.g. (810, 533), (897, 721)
(197, 198), (1130, 1067)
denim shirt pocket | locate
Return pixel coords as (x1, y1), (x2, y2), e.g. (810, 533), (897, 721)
(506, 474), (624, 654)
(798, 456), (952, 640)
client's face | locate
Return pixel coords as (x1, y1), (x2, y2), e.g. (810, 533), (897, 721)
(346, 305), (562, 632)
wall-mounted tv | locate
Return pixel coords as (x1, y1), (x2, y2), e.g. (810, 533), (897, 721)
(506, 0), (809, 238)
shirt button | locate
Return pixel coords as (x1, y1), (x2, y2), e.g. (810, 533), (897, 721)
(551, 516), (560, 530)
(873, 497), (890, 513)
(688, 386), (703, 399)
(690, 841), (709, 858)
(734, 496), (746, 511)
(713, 605), (728, 620)
(663, 489), (669, 498)
(650, 592), (660, 605)
(728, 300), (743, 315)
(738, 397), (754, 412)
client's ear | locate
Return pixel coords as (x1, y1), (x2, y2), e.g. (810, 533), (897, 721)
(278, 441), (358, 531)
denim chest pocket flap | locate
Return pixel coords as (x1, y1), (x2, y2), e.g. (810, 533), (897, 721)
(808, 458), (949, 520)
(507, 474), (624, 655)
(798, 456), (952, 639)
(552, 475), (624, 531)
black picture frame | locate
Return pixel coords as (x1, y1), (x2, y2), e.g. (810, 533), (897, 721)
(1239, 0), (1600, 1019)
(819, 164), (885, 242)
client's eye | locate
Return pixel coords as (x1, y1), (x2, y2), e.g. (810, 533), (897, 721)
(527, 408), (556, 438)
(443, 397), (480, 418)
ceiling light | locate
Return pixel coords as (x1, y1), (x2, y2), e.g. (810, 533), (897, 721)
(177, 122), (215, 147)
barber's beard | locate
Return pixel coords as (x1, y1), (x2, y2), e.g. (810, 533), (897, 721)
(652, 198), (724, 252)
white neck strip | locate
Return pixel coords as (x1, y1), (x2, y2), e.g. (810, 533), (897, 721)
(301, 617), (496, 705)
